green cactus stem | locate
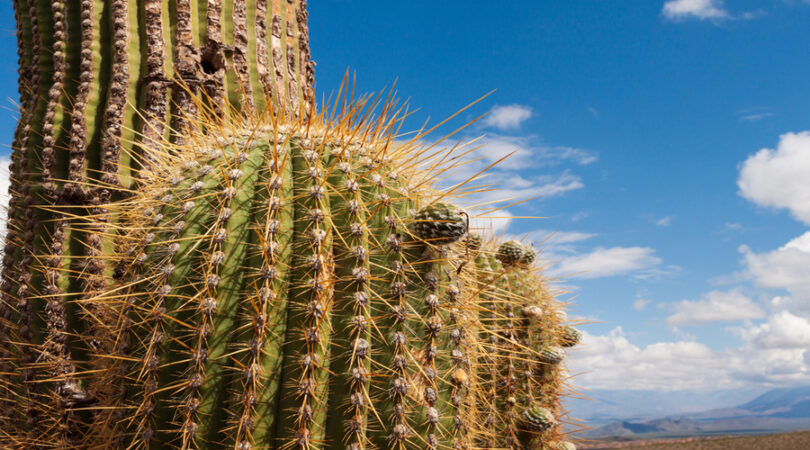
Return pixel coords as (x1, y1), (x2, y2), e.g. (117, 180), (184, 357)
(1, 3), (580, 447)
(1, 2), (315, 446)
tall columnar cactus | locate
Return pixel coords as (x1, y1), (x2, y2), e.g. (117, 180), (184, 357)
(1, 2), (582, 450)
(2, 0), (312, 446)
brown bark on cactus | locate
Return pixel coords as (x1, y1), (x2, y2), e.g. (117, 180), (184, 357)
(0, 1), (314, 444)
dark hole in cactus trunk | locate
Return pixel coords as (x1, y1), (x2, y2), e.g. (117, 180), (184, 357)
(200, 43), (225, 75)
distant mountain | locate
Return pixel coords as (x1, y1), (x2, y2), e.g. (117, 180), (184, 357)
(565, 387), (767, 424)
(581, 386), (810, 439)
(738, 386), (810, 414)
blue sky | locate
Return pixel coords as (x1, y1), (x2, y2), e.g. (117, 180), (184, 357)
(308, 0), (810, 393)
(0, 0), (808, 400)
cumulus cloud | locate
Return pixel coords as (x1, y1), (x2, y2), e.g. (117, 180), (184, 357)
(740, 232), (810, 297)
(568, 328), (728, 390)
(482, 104), (533, 130)
(550, 246), (662, 279)
(568, 326), (810, 390)
(733, 311), (810, 350)
(665, 290), (765, 326)
(662, 0), (728, 21)
(738, 132), (810, 224)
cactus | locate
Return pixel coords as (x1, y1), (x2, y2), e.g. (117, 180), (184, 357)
(2, 2), (314, 447)
(1, 1), (583, 449)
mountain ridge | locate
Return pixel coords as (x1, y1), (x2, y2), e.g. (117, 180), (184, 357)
(580, 385), (810, 439)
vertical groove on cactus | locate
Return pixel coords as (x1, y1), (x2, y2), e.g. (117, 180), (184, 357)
(202, 0), (226, 115)
(221, 0), (240, 111)
(231, 0), (255, 114)
(255, 0), (271, 102)
(37, 1), (83, 440)
(101, 0), (131, 190)
(245, 0), (265, 114)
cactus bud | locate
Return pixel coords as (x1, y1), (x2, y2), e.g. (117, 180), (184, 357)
(560, 326), (582, 347)
(412, 203), (467, 245)
(539, 346), (565, 365)
(521, 406), (555, 432)
(496, 240), (525, 266)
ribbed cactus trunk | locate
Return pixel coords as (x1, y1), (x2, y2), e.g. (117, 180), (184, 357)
(1, 0), (313, 447)
(1, 2), (582, 449)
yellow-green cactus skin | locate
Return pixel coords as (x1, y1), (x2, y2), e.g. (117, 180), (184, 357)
(0, 1), (582, 449)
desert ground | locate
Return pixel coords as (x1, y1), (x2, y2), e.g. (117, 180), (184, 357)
(578, 429), (810, 449)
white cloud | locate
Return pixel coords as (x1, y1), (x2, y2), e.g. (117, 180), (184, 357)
(541, 146), (598, 165)
(568, 327), (729, 390)
(655, 215), (672, 226)
(740, 232), (810, 294)
(483, 104), (533, 130)
(665, 290), (765, 326)
(733, 311), (810, 350)
(469, 209), (512, 234)
(550, 246), (662, 279)
(571, 211), (590, 222)
(662, 0), (728, 20)
(569, 326), (810, 390)
(739, 112), (774, 122)
(738, 131), (810, 224)
(456, 135), (595, 173)
(457, 171), (584, 209)
(525, 230), (597, 246)
(633, 299), (651, 311)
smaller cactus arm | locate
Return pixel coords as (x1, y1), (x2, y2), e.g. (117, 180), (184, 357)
(221, 0), (245, 112)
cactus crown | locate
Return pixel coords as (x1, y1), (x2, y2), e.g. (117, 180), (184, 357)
(2, 90), (581, 449)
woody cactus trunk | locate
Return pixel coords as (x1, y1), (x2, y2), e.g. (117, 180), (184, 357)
(0, 1), (580, 449)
